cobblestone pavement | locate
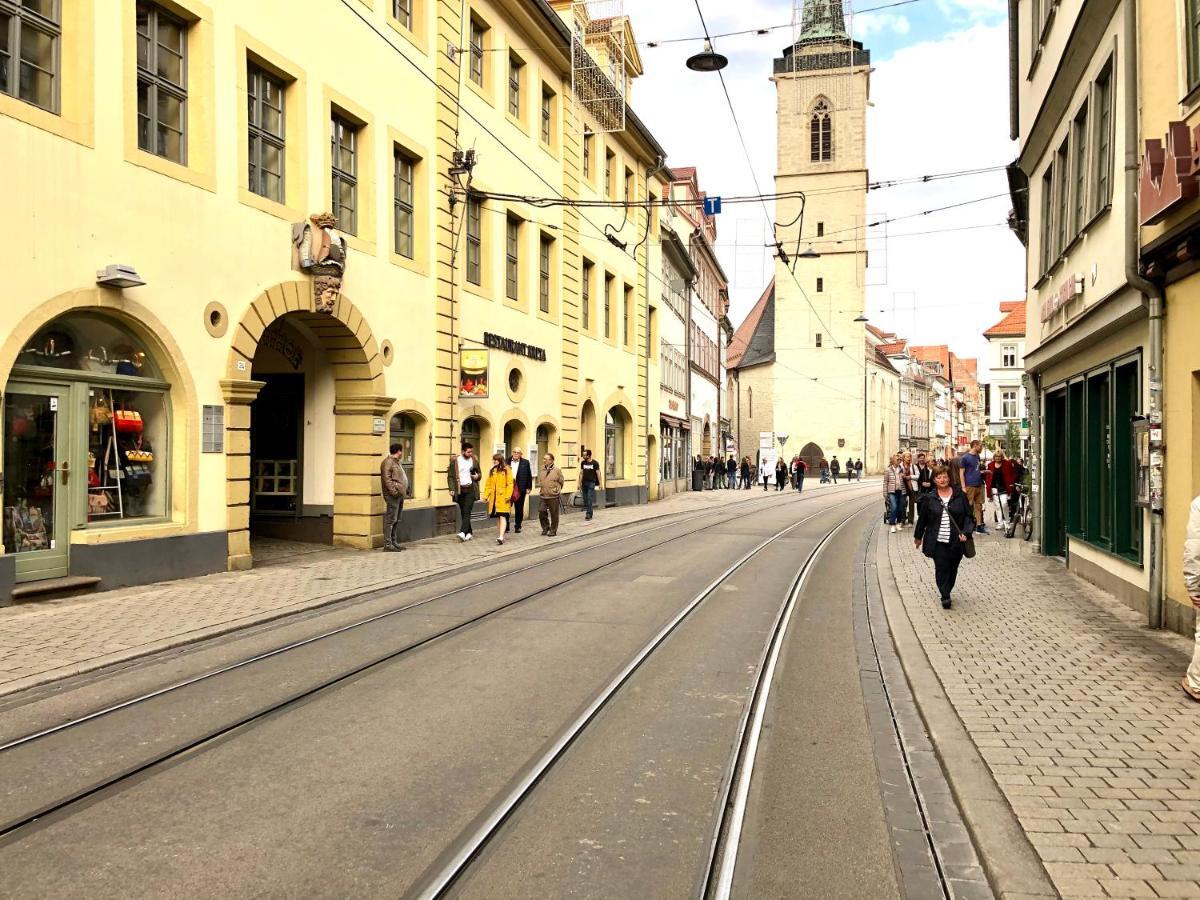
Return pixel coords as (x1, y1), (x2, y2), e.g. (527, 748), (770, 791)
(0, 482), (857, 698)
(887, 527), (1200, 900)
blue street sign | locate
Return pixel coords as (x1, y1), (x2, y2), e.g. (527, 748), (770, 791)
(703, 197), (722, 216)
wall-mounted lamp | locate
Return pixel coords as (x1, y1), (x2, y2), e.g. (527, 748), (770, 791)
(96, 264), (145, 289)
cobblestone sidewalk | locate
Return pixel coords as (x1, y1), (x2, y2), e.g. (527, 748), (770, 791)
(0, 482), (853, 698)
(887, 527), (1200, 900)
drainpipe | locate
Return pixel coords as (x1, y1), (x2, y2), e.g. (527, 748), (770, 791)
(643, 156), (667, 502)
(1123, 0), (1166, 628)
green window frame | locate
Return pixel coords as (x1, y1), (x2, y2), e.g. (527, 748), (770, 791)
(1188, 0), (1200, 91)
(581, 259), (592, 330)
(247, 63), (285, 203)
(0, 0), (60, 112)
(505, 215), (520, 301)
(136, 1), (187, 164)
(393, 0), (412, 30)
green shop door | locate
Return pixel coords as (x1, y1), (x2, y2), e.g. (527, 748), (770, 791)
(3, 384), (71, 582)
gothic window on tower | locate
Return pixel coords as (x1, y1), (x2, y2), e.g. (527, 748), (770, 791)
(810, 99), (833, 162)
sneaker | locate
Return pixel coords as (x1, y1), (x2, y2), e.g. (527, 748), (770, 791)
(976, 526), (989, 535)
(497, 537), (504, 545)
(1182, 678), (1200, 702)
(890, 525), (896, 534)
(457, 532), (466, 542)
(465, 533), (473, 541)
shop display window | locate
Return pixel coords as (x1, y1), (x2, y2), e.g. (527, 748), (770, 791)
(86, 387), (168, 522)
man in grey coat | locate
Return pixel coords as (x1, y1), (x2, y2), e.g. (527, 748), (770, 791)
(1182, 495), (1200, 701)
(380, 443), (409, 552)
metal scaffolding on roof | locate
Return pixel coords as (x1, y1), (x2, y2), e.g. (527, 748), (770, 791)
(570, 0), (628, 133)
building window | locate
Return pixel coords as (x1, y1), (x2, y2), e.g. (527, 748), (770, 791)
(605, 148), (615, 198)
(624, 167), (633, 201)
(1189, 0), (1200, 91)
(468, 16), (485, 87)
(505, 215), (520, 301)
(815, 333), (823, 348)
(507, 53), (522, 118)
(394, 149), (415, 259)
(540, 83), (554, 144)
(604, 410), (624, 480)
(331, 113), (358, 235)
(623, 284), (632, 346)
(136, 2), (187, 164)
(583, 129), (593, 178)
(748, 386), (753, 418)
(604, 273), (613, 339)
(1054, 138), (1069, 256)
(1039, 166), (1054, 275)
(816, 221), (824, 237)
(539, 233), (552, 313)
(466, 196), (482, 285)
(1002, 344), (1017, 367)
(1001, 389), (1018, 419)
(0, 0), (59, 112)
(247, 64), (285, 203)
(810, 98), (832, 162)
(393, 0), (413, 29)
(582, 259), (592, 330)
(1092, 60), (1113, 215)
(1071, 101), (1088, 235)
(816, 277), (824, 293)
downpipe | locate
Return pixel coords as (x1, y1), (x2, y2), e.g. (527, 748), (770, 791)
(643, 155), (667, 502)
(1123, 0), (1167, 628)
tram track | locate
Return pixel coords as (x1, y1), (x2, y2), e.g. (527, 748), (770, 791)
(406, 498), (876, 900)
(0, 483), (878, 843)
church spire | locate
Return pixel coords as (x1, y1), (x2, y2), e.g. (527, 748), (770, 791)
(798, 0), (848, 43)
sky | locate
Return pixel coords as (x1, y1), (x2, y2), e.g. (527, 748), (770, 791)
(625, 0), (1025, 378)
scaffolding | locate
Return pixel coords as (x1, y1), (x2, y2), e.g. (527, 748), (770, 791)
(570, 0), (627, 133)
(776, 0), (865, 115)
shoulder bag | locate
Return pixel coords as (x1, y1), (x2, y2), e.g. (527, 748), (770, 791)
(946, 501), (976, 559)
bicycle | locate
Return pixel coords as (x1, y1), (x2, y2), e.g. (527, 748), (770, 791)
(1004, 485), (1033, 541)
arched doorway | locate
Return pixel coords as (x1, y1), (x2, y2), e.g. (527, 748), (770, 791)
(225, 285), (392, 568)
(702, 420), (712, 457)
(647, 433), (659, 499)
(604, 406), (632, 483)
(503, 419), (527, 459)
(580, 400), (597, 460)
(799, 441), (824, 474)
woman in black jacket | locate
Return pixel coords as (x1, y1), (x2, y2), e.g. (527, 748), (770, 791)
(913, 465), (975, 609)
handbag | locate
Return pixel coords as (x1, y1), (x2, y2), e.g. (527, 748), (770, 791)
(91, 396), (113, 428)
(88, 491), (112, 515)
(947, 506), (976, 559)
(114, 406), (143, 434)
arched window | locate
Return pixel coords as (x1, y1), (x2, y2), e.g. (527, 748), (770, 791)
(810, 99), (832, 162)
(536, 424), (551, 470)
(461, 417), (482, 454)
(389, 413), (416, 495)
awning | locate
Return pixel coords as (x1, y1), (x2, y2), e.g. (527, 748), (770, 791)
(660, 413), (690, 429)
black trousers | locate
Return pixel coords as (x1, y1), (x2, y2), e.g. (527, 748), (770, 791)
(456, 492), (474, 535)
(512, 494), (527, 530)
(931, 541), (964, 600)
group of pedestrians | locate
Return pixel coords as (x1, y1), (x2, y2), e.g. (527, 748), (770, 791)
(893, 440), (1029, 610)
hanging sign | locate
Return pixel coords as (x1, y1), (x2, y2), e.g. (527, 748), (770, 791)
(703, 197), (722, 216)
(459, 348), (489, 399)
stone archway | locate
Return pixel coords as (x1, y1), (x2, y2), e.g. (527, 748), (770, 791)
(799, 441), (824, 474)
(223, 283), (392, 569)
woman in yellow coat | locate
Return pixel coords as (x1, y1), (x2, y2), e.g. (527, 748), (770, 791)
(483, 452), (515, 545)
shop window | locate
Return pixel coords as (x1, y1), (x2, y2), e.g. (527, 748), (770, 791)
(604, 410), (624, 481)
(389, 413), (417, 496)
(136, 2), (187, 164)
(11, 313), (170, 531)
(1, 0), (60, 112)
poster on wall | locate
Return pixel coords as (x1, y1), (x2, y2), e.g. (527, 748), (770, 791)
(459, 349), (489, 399)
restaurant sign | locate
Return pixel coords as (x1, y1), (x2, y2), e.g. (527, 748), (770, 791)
(1140, 122), (1200, 226)
(483, 332), (547, 362)
(1041, 273), (1083, 322)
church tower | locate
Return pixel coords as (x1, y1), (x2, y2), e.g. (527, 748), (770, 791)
(768, 0), (872, 468)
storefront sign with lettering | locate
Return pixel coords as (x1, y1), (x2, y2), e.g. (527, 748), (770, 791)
(1140, 122), (1200, 226)
(483, 332), (547, 362)
(1040, 274), (1083, 322)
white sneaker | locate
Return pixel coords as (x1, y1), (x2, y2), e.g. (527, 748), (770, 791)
(457, 532), (466, 542)
(890, 525), (896, 534)
(497, 537), (504, 545)
(465, 533), (473, 541)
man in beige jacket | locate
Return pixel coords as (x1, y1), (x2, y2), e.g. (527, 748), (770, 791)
(1183, 495), (1200, 700)
(538, 453), (565, 536)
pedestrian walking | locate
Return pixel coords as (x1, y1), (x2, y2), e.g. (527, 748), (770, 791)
(483, 453), (514, 545)
(913, 465), (974, 609)
(830, 456), (841, 484)
(819, 458), (830, 484)
(538, 452), (565, 537)
(740, 456), (752, 489)
(855, 458), (864, 481)
(914, 452), (933, 521)
(901, 451), (918, 526)
(508, 446), (533, 534)
(380, 442), (409, 552)
(775, 458), (788, 491)
(579, 448), (602, 520)
(794, 457), (807, 493)
(884, 453), (908, 533)
(960, 439), (987, 535)
(726, 455), (738, 490)
(759, 456), (773, 491)
(713, 456), (725, 489)
(1181, 494), (1200, 701)
(447, 442), (481, 541)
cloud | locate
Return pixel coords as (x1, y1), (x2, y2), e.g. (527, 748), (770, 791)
(934, 0), (1007, 24)
(855, 12), (912, 37)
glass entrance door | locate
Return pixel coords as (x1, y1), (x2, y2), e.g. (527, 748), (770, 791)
(3, 385), (70, 581)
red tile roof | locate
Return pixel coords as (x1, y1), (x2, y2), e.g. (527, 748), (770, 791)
(984, 300), (1027, 338)
(909, 344), (951, 377)
(878, 340), (907, 355)
(727, 279), (773, 368)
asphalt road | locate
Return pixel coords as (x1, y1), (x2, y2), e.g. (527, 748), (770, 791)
(0, 485), (938, 899)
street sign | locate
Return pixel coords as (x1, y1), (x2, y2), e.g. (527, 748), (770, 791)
(1021, 418), (1029, 428)
(777, 432), (789, 447)
(703, 197), (722, 216)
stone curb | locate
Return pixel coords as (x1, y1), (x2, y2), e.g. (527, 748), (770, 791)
(873, 525), (1060, 900)
(0, 483), (878, 702)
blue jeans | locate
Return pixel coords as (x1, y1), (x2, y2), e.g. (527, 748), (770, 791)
(887, 491), (905, 524)
(582, 482), (596, 518)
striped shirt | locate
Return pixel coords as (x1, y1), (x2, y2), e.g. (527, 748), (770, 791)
(937, 495), (952, 543)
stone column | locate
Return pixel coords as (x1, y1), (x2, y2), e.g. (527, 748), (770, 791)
(333, 393), (395, 549)
(221, 378), (265, 571)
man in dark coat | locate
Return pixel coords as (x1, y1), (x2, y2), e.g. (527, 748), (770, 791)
(509, 446), (534, 533)
(830, 456), (841, 484)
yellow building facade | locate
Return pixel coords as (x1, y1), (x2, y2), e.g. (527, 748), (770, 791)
(1141, 3), (1200, 631)
(1, 0), (668, 601)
